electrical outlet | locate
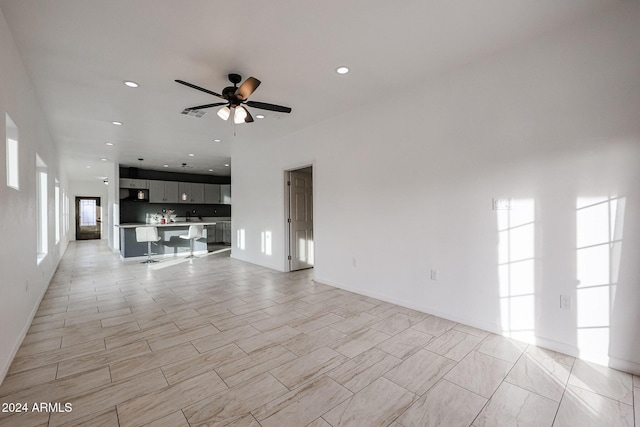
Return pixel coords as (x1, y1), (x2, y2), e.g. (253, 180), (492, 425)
(560, 294), (572, 311)
(430, 269), (439, 281)
(492, 198), (512, 210)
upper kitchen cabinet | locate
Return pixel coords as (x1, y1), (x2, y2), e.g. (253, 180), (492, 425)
(204, 184), (221, 204)
(220, 184), (231, 204)
(179, 182), (205, 204)
(149, 180), (179, 203)
(120, 178), (148, 189)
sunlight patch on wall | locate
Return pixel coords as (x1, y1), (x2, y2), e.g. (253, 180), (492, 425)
(261, 231), (272, 256)
(576, 196), (625, 359)
(497, 198), (536, 341)
(237, 228), (246, 250)
(308, 238), (315, 265)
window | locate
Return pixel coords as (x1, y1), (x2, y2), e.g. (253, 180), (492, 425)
(6, 113), (19, 189)
(63, 190), (69, 236)
(55, 180), (60, 244)
(79, 199), (97, 226)
(37, 155), (48, 263)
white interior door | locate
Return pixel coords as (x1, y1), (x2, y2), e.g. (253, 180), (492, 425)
(289, 169), (314, 271)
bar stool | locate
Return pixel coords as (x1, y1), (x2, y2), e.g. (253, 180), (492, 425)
(179, 225), (203, 259)
(135, 226), (161, 263)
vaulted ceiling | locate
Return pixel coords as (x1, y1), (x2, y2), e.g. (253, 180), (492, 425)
(0, 0), (620, 181)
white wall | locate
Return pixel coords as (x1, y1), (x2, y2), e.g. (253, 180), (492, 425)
(232, 2), (640, 373)
(0, 9), (69, 382)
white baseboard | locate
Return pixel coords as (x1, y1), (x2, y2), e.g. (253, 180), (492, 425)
(0, 263), (56, 385)
(230, 254), (285, 272)
(314, 276), (500, 332)
(314, 276), (640, 376)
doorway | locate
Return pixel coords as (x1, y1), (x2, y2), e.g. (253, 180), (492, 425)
(286, 166), (314, 271)
(75, 196), (101, 240)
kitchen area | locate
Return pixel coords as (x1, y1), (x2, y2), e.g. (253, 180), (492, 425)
(117, 166), (232, 259)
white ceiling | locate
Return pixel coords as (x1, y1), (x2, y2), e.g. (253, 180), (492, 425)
(0, 0), (620, 182)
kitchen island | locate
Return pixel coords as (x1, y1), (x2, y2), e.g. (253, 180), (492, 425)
(117, 221), (225, 259)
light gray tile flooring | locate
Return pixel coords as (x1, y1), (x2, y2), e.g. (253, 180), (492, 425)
(0, 240), (637, 426)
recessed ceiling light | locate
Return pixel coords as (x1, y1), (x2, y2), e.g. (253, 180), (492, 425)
(213, 139), (221, 143)
(208, 169), (214, 172)
(123, 81), (139, 88)
(224, 164), (230, 167)
(105, 142), (114, 146)
(100, 158), (107, 161)
(188, 153), (195, 157)
(256, 114), (265, 119)
(85, 165), (91, 168)
(163, 164), (169, 168)
(111, 121), (123, 126)
(336, 66), (350, 75)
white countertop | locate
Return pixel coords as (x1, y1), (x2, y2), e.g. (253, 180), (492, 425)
(117, 221), (224, 229)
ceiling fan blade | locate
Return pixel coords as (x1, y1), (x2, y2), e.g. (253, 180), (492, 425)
(175, 80), (224, 99)
(186, 102), (228, 110)
(244, 108), (254, 123)
(235, 77), (261, 100)
(245, 100), (292, 113)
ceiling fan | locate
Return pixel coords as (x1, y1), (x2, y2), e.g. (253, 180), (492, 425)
(176, 74), (292, 124)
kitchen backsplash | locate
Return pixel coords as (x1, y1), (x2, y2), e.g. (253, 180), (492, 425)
(120, 199), (231, 223)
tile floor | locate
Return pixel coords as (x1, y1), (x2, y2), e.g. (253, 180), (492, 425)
(0, 241), (638, 426)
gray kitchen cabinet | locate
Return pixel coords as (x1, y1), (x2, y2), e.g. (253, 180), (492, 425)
(204, 184), (221, 204)
(222, 221), (231, 244)
(206, 225), (216, 243)
(165, 182), (180, 203)
(178, 182), (205, 204)
(191, 183), (204, 203)
(220, 184), (231, 204)
(120, 178), (148, 189)
(214, 221), (231, 244)
(149, 180), (179, 203)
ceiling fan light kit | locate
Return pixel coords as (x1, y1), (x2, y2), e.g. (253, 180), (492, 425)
(233, 106), (248, 124)
(176, 74), (292, 125)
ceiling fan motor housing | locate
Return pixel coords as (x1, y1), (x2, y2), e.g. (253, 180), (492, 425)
(222, 86), (236, 101)
(223, 74), (242, 105)
(228, 73), (242, 85)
